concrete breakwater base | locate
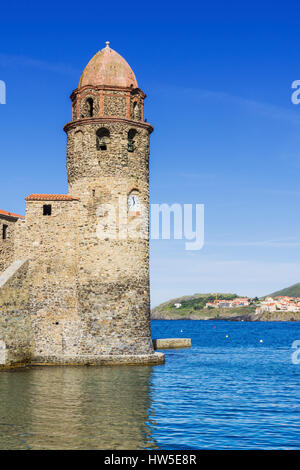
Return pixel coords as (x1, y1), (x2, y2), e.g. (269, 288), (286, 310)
(153, 338), (192, 349)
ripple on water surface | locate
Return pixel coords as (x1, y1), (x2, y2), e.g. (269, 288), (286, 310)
(0, 320), (299, 449)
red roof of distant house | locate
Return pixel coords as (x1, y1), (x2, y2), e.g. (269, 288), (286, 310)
(25, 194), (80, 201)
(0, 209), (25, 219)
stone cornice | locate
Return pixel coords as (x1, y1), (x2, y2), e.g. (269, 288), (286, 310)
(64, 116), (154, 134)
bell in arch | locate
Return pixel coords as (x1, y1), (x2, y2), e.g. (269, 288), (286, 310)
(128, 139), (134, 152)
(99, 137), (107, 150)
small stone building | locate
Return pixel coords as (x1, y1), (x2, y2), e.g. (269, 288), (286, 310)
(0, 42), (164, 368)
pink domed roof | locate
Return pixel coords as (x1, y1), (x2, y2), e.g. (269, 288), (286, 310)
(78, 42), (138, 89)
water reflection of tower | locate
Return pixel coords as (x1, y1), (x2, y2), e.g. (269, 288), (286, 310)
(27, 366), (159, 449)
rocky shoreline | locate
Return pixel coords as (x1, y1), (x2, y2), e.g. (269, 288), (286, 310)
(151, 310), (300, 322)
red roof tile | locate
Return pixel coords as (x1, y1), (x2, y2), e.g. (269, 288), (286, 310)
(0, 209), (25, 219)
(25, 194), (80, 201)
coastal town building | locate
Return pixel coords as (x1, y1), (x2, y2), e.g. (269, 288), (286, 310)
(255, 296), (300, 314)
(0, 42), (164, 368)
(205, 298), (250, 309)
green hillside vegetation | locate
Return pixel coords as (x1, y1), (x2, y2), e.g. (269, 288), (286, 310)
(151, 284), (300, 321)
(176, 293), (237, 310)
(269, 283), (300, 298)
(151, 293), (257, 320)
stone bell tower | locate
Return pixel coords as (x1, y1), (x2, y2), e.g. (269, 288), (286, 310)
(63, 42), (163, 364)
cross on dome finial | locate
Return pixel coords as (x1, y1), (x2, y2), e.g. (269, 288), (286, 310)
(105, 41), (110, 48)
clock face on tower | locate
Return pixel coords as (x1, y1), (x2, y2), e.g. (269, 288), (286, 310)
(128, 194), (140, 211)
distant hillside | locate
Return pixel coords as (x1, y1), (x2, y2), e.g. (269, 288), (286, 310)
(269, 283), (300, 298)
(151, 293), (256, 320)
(151, 290), (300, 321)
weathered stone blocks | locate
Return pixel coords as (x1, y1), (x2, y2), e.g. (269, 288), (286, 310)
(0, 44), (165, 367)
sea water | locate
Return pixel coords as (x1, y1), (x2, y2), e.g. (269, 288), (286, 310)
(0, 320), (299, 449)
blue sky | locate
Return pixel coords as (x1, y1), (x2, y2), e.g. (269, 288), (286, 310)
(1, 1), (300, 305)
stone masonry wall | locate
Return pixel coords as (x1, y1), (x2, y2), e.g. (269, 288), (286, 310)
(18, 200), (81, 362)
(103, 92), (126, 117)
(0, 82), (162, 367)
(0, 260), (33, 368)
(0, 216), (17, 273)
(64, 89), (154, 356)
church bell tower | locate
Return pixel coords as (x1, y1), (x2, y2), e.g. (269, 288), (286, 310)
(63, 42), (163, 364)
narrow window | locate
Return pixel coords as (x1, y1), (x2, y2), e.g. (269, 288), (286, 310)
(133, 101), (137, 119)
(92, 189), (95, 197)
(43, 204), (52, 216)
(2, 224), (8, 240)
(133, 101), (140, 120)
(86, 98), (94, 117)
